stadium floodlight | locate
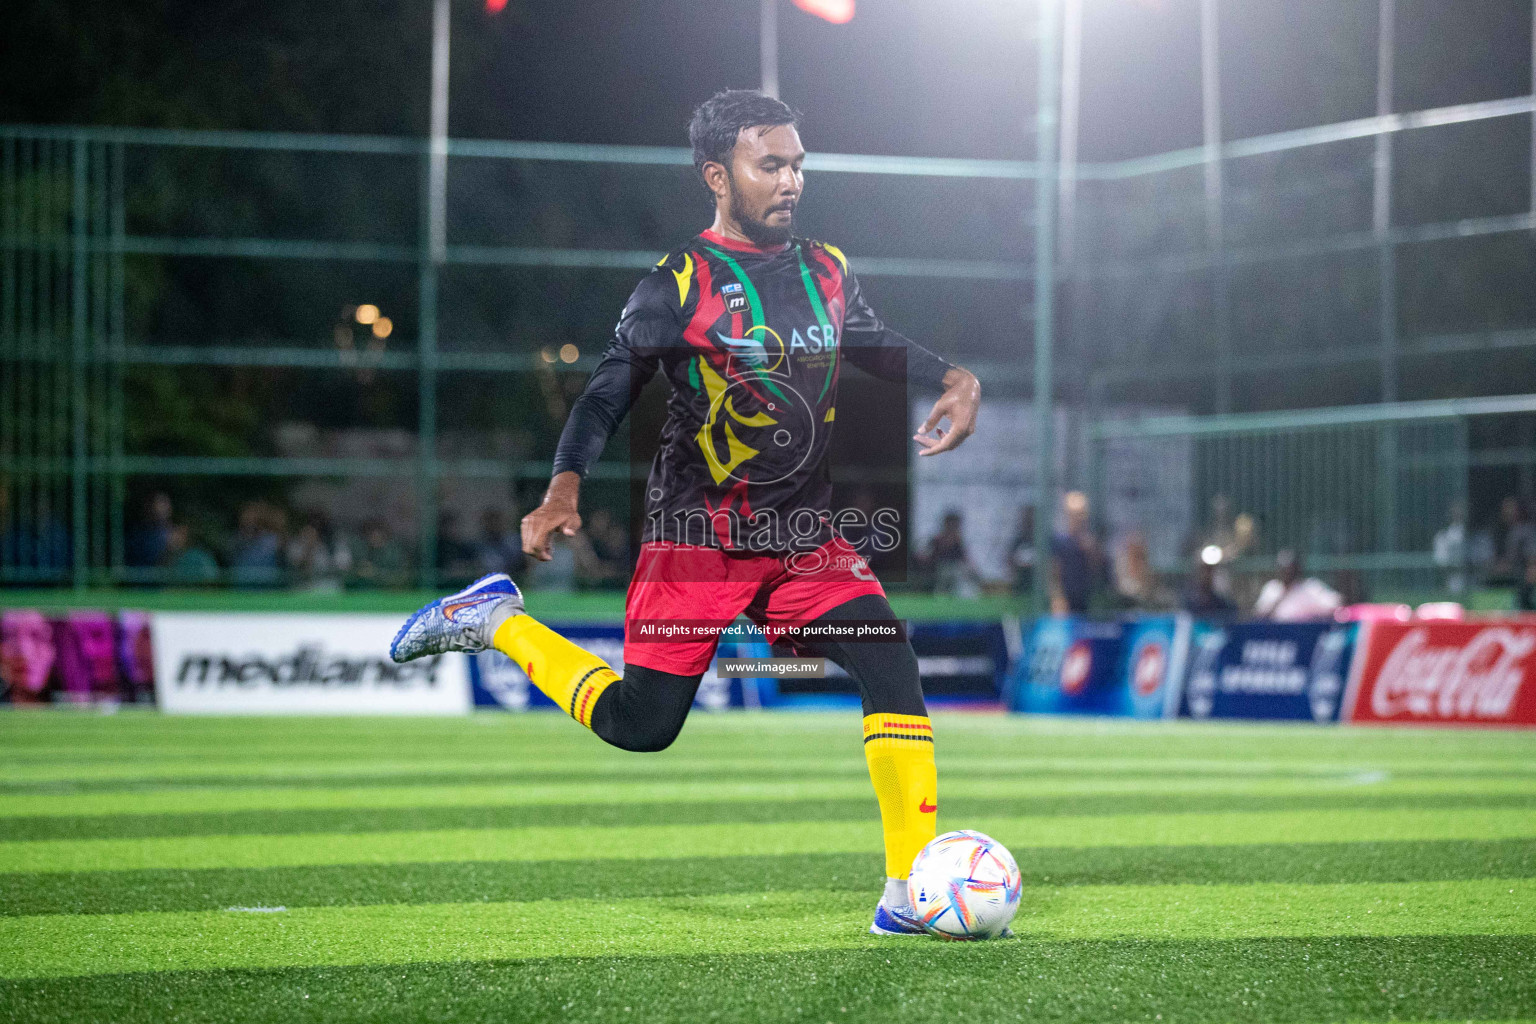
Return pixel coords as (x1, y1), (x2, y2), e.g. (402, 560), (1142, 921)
(1201, 544), (1223, 566)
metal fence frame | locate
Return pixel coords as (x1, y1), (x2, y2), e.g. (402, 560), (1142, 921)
(3, 15), (1535, 592)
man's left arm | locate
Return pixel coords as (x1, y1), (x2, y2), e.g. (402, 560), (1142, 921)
(840, 269), (980, 457)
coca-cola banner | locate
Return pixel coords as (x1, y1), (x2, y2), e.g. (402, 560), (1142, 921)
(152, 613), (471, 715)
(1345, 620), (1536, 728)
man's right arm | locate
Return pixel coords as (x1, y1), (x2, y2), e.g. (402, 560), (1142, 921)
(523, 270), (677, 561)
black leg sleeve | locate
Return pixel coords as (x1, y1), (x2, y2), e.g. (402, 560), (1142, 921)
(790, 593), (927, 718)
(588, 663), (703, 753)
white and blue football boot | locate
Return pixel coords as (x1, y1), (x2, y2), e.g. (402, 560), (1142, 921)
(389, 573), (523, 663)
(869, 897), (926, 936)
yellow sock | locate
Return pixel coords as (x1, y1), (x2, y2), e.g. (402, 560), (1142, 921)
(492, 614), (620, 729)
(862, 713), (938, 879)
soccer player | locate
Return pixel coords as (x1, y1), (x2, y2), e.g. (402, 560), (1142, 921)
(391, 90), (981, 935)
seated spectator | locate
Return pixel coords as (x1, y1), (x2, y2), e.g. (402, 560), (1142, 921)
(127, 492), (174, 568)
(476, 507), (526, 577)
(1181, 551), (1237, 616)
(1495, 496), (1536, 611)
(162, 523), (220, 585)
(582, 508), (630, 586)
(1432, 502), (1469, 596)
(926, 510), (981, 599)
(1254, 550), (1341, 622)
(1007, 505), (1036, 596)
(1111, 530), (1175, 610)
(349, 520), (410, 589)
(230, 501), (284, 588)
(436, 511), (478, 586)
(286, 513), (349, 592)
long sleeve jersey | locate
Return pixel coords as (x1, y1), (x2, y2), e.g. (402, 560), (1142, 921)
(552, 228), (956, 552)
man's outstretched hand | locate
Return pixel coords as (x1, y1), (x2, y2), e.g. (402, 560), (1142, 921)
(913, 366), (980, 456)
(521, 471), (583, 562)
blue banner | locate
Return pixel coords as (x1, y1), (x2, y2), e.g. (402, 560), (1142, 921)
(1007, 616), (1180, 718)
(1178, 621), (1355, 722)
(468, 624), (776, 711)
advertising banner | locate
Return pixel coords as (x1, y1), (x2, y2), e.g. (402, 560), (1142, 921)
(1008, 616), (1182, 718)
(152, 613), (470, 715)
(1179, 621), (1354, 723)
(1344, 620), (1536, 728)
(2, 609), (152, 705)
(469, 623), (775, 711)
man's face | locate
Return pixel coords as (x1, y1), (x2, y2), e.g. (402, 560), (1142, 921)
(722, 124), (804, 245)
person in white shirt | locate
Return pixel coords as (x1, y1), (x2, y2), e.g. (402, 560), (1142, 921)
(1254, 550), (1341, 622)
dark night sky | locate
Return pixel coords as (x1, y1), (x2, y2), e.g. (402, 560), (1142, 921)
(5, 1), (1532, 160)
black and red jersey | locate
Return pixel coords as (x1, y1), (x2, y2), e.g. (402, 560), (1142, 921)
(552, 229), (955, 552)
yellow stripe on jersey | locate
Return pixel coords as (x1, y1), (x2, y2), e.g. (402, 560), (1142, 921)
(820, 241), (849, 275)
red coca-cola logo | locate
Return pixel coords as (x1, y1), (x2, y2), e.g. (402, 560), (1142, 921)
(1367, 626), (1535, 721)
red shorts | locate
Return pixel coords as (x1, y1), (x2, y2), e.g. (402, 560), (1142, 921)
(623, 537), (887, 676)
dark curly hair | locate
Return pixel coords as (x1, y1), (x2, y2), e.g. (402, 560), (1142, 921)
(688, 90), (802, 188)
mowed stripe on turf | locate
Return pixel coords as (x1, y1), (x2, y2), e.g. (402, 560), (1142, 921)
(7, 936), (1535, 1024)
(5, 840), (1535, 919)
(1, 878), (1531, 980)
(2, 807), (1533, 874)
(3, 772), (1533, 820)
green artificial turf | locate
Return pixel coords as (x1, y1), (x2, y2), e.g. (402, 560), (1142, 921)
(0, 713), (1534, 1022)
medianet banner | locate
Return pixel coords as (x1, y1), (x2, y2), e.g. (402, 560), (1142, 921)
(1344, 620), (1536, 728)
(151, 613), (470, 715)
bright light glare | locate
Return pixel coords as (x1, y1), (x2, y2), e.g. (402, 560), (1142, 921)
(559, 344), (579, 363)
(354, 304), (380, 325)
(371, 316), (393, 339)
(1201, 545), (1223, 566)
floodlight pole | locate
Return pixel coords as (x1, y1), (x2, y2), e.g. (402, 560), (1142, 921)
(418, 0), (450, 586)
(761, 0), (780, 98)
(1032, 0), (1062, 617)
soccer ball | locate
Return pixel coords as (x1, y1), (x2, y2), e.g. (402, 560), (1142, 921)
(907, 830), (1022, 940)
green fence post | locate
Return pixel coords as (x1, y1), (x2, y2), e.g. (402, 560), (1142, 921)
(416, 146), (440, 590)
(70, 137), (88, 589)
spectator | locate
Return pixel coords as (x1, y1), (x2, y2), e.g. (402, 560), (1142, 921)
(1112, 530), (1175, 610)
(1495, 496), (1536, 611)
(1254, 550), (1341, 622)
(476, 507), (526, 577)
(436, 511), (477, 586)
(349, 520), (410, 589)
(1181, 551), (1237, 615)
(285, 513), (350, 592)
(926, 510), (981, 599)
(583, 507), (630, 585)
(1050, 491), (1103, 615)
(162, 523), (219, 585)
(1432, 501), (1469, 596)
(127, 492), (174, 568)
(230, 501), (284, 588)
(1007, 505), (1036, 596)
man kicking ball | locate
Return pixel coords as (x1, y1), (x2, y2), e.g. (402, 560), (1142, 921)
(391, 90), (980, 935)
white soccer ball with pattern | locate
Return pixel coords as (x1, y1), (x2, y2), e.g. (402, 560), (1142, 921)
(907, 830), (1022, 940)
